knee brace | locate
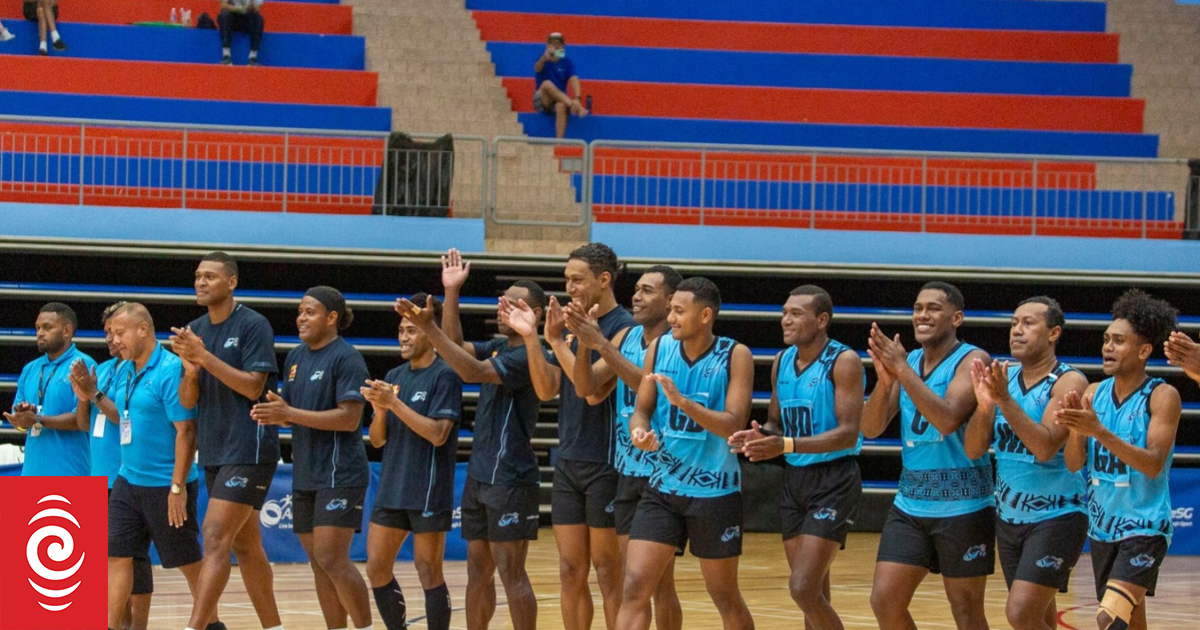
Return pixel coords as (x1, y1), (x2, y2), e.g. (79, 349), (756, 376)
(1097, 583), (1137, 630)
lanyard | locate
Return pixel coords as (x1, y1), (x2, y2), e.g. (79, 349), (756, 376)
(37, 360), (64, 408)
(123, 365), (152, 418)
(101, 361), (124, 394)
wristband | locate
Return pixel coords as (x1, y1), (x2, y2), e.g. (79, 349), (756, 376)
(783, 437), (795, 454)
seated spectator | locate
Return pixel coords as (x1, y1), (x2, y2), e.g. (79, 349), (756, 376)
(0, 20), (14, 42)
(219, 0), (264, 66)
(24, 0), (65, 54)
(534, 32), (588, 138)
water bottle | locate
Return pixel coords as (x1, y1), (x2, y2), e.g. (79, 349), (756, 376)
(169, 7), (178, 23)
(586, 95), (593, 114)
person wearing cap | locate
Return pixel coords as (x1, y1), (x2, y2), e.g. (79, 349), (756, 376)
(534, 31), (588, 139)
(252, 286), (373, 630)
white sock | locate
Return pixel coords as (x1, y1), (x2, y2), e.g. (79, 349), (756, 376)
(222, 46), (231, 56)
(185, 627), (200, 630)
(355, 626), (372, 630)
(248, 50), (257, 59)
(263, 626), (284, 630)
(50, 29), (59, 42)
(39, 41), (47, 51)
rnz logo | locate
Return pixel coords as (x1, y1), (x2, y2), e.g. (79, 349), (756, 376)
(26, 495), (86, 612)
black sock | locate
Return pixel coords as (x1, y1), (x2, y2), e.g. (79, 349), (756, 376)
(425, 583), (451, 630)
(204, 622), (227, 630)
(372, 577), (407, 630)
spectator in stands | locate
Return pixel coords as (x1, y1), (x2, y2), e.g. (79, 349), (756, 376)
(0, 20), (15, 42)
(25, 0), (66, 54)
(218, 0), (264, 66)
(534, 32), (588, 139)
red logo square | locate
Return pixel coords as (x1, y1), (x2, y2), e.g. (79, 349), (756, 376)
(0, 476), (108, 630)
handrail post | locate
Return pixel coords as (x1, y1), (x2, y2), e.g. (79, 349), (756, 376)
(920, 156), (928, 233)
(380, 139), (389, 215)
(281, 132), (290, 213)
(78, 124), (86, 206)
(809, 153), (817, 230)
(180, 127), (188, 210)
(1031, 160), (1039, 236)
(698, 148), (706, 226)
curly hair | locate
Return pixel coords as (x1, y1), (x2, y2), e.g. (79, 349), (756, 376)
(1111, 288), (1177, 347)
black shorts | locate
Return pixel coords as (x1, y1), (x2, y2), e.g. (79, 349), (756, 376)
(780, 456), (862, 548)
(370, 506), (453, 534)
(533, 92), (554, 115)
(629, 486), (743, 559)
(1089, 535), (1169, 600)
(460, 476), (539, 542)
(204, 463), (276, 510)
(23, 1), (57, 22)
(109, 488), (154, 595)
(877, 506), (996, 578)
(109, 476), (202, 569)
(613, 474), (650, 536)
(997, 512), (1088, 592)
(292, 487), (367, 534)
(552, 457), (618, 528)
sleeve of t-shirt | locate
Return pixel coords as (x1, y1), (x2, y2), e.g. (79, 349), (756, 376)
(489, 344), (533, 392)
(335, 348), (369, 404)
(163, 361), (196, 423)
(241, 316), (278, 374)
(471, 340), (492, 361)
(428, 369), (463, 422)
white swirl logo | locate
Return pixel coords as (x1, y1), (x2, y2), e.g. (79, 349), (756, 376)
(26, 494), (85, 612)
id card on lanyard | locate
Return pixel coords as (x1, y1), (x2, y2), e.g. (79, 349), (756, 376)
(122, 367), (150, 446)
(33, 360), (63, 438)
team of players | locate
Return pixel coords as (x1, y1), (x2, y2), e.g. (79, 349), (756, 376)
(6, 244), (1197, 630)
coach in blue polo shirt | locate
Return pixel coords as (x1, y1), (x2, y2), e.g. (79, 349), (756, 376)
(4, 302), (93, 476)
(104, 303), (219, 630)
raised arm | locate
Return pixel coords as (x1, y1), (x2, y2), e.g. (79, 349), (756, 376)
(439, 248), (475, 353)
(498, 296), (560, 400)
(399, 296), (501, 385)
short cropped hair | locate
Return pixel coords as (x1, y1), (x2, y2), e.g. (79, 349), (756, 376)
(512, 280), (548, 311)
(407, 292), (443, 324)
(1017, 295), (1065, 330)
(643, 265), (682, 294)
(569, 242), (621, 279)
(789, 285), (834, 319)
(201, 251), (238, 277)
(676, 277), (721, 316)
(920, 281), (965, 311)
(39, 302), (78, 331)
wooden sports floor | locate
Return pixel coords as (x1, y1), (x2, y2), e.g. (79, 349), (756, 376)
(141, 532), (1199, 629)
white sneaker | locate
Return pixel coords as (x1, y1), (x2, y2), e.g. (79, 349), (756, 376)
(0, 30), (16, 43)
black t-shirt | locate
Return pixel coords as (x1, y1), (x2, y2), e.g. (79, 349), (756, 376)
(281, 337), (370, 491)
(375, 358), (463, 512)
(549, 305), (635, 463)
(189, 304), (280, 466)
(467, 337), (542, 487)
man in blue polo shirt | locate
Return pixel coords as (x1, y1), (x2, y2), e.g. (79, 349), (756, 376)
(534, 31), (587, 138)
(4, 302), (93, 476)
(104, 303), (217, 630)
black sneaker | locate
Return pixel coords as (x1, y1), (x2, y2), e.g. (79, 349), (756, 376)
(247, 57), (260, 66)
(220, 54), (232, 65)
(52, 38), (66, 51)
(38, 47), (47, 56)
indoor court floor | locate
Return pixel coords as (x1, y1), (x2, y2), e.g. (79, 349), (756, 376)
(140, 532), (1200, 629)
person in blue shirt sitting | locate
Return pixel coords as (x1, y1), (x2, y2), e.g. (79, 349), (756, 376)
(534, 31), (588, 138)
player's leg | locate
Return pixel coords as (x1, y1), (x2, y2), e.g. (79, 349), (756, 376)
(616, 539), (678, 630)
(554, 523), (594, 630)
(311, 525), (372, 629)
(298, 531), (348, 629)
(412, 530), (452, 630)
(366, 517), (410, 630)
(492, 539), (537, 630)
(785, 534), (843, 630)
(229, 513), (282, 628)
(465, 540), (497, 630)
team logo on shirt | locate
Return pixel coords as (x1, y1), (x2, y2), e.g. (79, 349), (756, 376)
(224, 337), (239, 349)
(325, 499), (349, 511)
(1129, 554), (1157, 568)
(288, 365), (297, 381)
(498, 512), (520, 527)
(721, 526), (741, 542)
(962, 544), (988, 562)
(224, 477), (249, 489)
(311, 371), (325, 381)
(1036, 555), (1064, 570)
(813, 507), (838, 521)
(411, 391), (427, 403)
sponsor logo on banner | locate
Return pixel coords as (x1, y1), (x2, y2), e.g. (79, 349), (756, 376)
(0, 476), (108, 630)
(260, 494), (294, 530)
(1172, 506), (1194, 529)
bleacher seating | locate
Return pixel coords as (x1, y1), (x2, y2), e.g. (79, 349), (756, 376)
(470, 0), (1181, 238)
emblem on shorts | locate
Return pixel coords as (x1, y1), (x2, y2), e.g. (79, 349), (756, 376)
(422, 511), (435, 518)
(224, 476), (249, 488)
(411, 391), (427, 403)
(498, 512), (520, 527)
(962, 544), (988, 562)
(224, 337), (239, 349)
(721, 526), (741, 542)
(1129, 553), (1156, 568)
(605, 501), (614, 514)
(325, 499), (349, 511)
(813, 507), (838, 521)
(311, 371), (325, 381)
(1035, 555), (1064, 570)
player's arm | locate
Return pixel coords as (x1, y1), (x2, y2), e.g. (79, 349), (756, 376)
(380, 377), (457, 447)
(569, 317), (629, 399)
(439, 248), (476, 355)
(898, 349), (989, 436)
(1061, 382), (1098, 472)
(527, 332), (563, 402)
(663, 343), (753, 439)
(178, 360), (200, 409)
(628, 338), (660, 451)
(171, 326), (269, 402)
(253, 391), (365, 432)
(964, 358), (996, 459)
(367, 402), (389, 448)
(861, 363), (900, 439)
(730, 353), (781, 460)
(400, 296), (502, 385)
(1012, 369), (1088, 462)
(1062, 385), (1181, 479)
(795, 350), (864, 453)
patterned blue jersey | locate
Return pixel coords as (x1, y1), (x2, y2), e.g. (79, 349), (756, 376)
(993, 362), (1087, 524)
(895, 341), (995, 517)
(615, 326), (656, 478)
(1087, 377), (1173, 544)
(648, 335), (741, 498)
(776, 339), (863, 467)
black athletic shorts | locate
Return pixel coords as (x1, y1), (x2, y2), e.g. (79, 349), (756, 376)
(997, 512), (1087, 592)
(370, 506), (453, 534)
(108, 488), (154, 595)
(204, 463), (276, 510)
(460, 476), (539, 542)
(1090, 535), (1169, 600)
(780, 456), (862, 548)
(109, 476), (201, 569)
(552, 457), (618, 528)
(292, 487), (367, 534)
(613, 474), (650, 536)
(877, 505), (996, 578)
(629, 486), (743, 559)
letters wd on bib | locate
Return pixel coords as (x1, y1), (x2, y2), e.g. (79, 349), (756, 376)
(0, 461), (470, 564)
